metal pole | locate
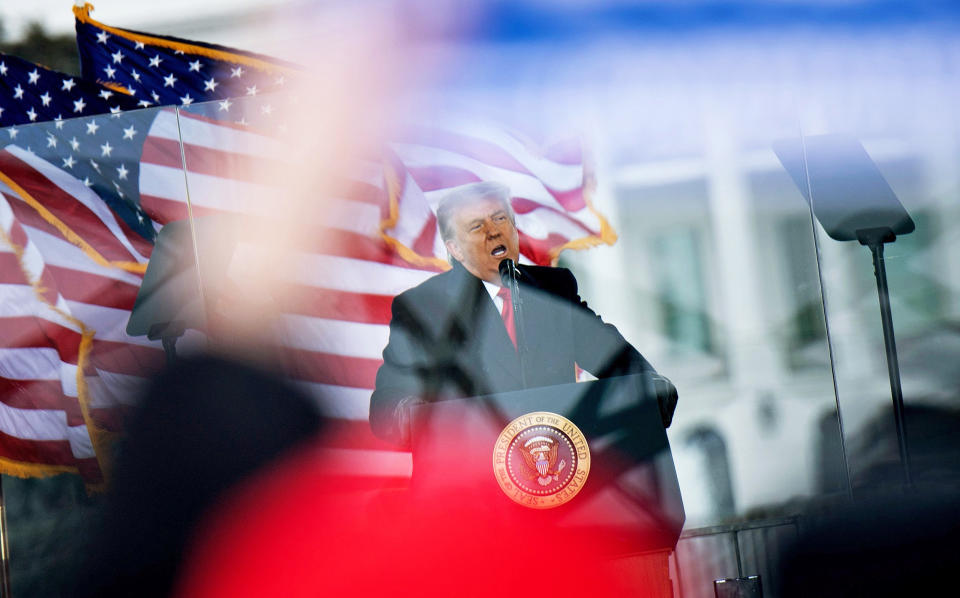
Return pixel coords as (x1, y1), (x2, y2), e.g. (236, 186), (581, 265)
(161, 335), (178, 367)
(866, 239), (913, 488)
(173, 108), (208, 328)
(0, 477), (13, 598)
(799, 130), (855, 502)
(732, 530), (743, 578)
(511, 274), (528, 389)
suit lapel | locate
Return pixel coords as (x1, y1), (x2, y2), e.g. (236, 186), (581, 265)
(444, 262), (523, 392)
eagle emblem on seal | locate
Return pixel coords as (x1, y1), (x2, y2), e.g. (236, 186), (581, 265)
(493, 412), (590, 508)
(518, 436), (567, 486)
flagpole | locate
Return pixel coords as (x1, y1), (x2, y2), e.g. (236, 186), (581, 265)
(0, 477), (12, 598)
(174, 107), (208, 344)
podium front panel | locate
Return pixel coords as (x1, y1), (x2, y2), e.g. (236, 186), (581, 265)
(410, 374), (685, 554)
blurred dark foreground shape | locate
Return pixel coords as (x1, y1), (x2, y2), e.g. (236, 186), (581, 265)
(776, 404), (960, 598)
(778, 488), (960, 598)
(71, 354), (322, 598)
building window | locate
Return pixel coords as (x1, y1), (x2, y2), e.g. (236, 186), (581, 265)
(779, 215), (827, 369)
(650, 227), (713, 355)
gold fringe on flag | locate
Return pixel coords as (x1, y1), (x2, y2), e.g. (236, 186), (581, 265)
(547, 146), (618, 265)
(0, 219), (111, 491)
(0, 458), (77, 480)
(74, 3), (301, 74)
(378, 158), (451, 271)
(100, 81), (135, 96)
(0, 170), (147, 275)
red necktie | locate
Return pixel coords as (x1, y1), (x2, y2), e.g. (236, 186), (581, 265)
(497, 286), (517, 350)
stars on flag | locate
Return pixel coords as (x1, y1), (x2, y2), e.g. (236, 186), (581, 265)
(1, 53), (140, 128)
(8, 101), (159, 240)
(72, 11), (301, 129)
(0, 15), (303, 242)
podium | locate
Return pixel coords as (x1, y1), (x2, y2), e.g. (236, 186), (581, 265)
(410, 374), (685, 555)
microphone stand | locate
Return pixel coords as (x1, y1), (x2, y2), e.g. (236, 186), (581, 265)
(499, 259), (528, 389)
(858, 226), (912, 488)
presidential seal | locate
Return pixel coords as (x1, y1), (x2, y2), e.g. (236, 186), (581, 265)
(492, 411), (590, 509)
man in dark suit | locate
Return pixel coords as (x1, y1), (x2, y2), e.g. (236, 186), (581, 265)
(369, 181), (676, 446)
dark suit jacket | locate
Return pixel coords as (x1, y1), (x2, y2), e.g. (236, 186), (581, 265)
(369, 260), (655, 445)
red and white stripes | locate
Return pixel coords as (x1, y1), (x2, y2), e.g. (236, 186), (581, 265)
(0, 145), (158, 484)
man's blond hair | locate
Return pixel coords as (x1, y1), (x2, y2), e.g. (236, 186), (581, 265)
(436, 181), (514, 243)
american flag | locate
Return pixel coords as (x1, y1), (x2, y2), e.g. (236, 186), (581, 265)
(73, 0), (614, 267)
(0, 140), (156, 486)
(0, 52), (142, 128)
(0, 54), (162, 485)
(0, 9), (614, 486)
(74, 2), (299, 109)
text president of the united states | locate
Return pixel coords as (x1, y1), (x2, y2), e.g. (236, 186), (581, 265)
(369, 181), (677, 447)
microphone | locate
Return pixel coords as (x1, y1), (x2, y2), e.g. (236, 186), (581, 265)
(497, 258), (527, 388)
(498, 258), (517, 287)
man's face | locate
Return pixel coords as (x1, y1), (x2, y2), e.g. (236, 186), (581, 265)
(445, 196), (521, 285)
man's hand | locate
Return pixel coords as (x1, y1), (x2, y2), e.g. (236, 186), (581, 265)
(394, 396), (426, 447)
(648, 374), (678, 428)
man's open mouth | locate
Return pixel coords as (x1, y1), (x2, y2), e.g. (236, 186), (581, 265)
(491, 245), (507, 257)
